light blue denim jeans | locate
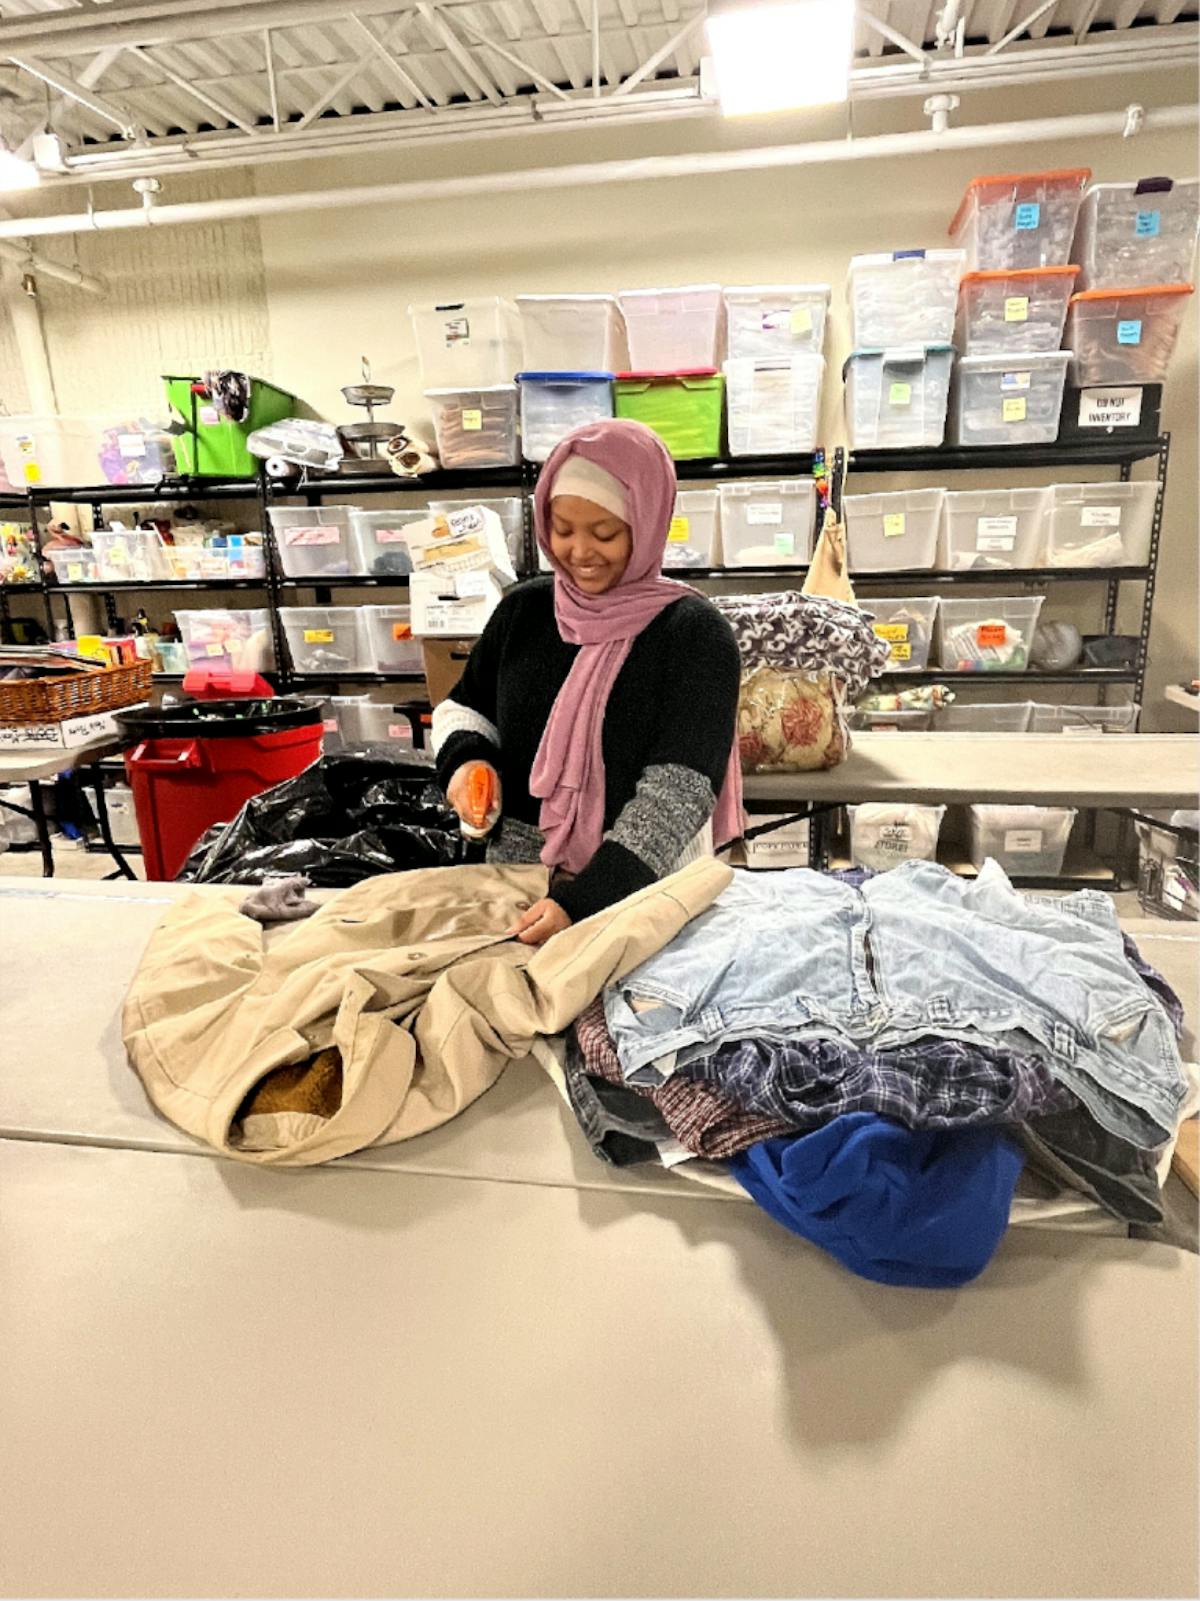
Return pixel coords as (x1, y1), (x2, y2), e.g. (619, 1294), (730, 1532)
(603, 860), (1186, 1149)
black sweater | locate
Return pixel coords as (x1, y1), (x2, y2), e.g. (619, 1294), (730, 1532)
(432, 577), (741, 922)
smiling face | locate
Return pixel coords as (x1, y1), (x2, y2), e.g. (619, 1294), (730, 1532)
(548, 494), (633, 595)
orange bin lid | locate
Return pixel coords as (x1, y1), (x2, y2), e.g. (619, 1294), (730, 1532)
(950, 169), (1091, 236)
(959, 266), (1080, 287)
(1069, 282), (1195, 303)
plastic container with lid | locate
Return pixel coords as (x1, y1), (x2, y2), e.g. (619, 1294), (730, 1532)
(426, 384), (519, 470)
(1042, 480), (1157, 568)
(664, 488), (719, 569)
(1073, 178), (1200, 290)
(95, 419), (175, 486)
(408, 298), (521, 389)
(332, 696), (419, 752)
(949, 351), (1070, 447)
(613, 371), (724, 460)
(843, 488), (943, 573)
(967, 803), (1077, 878)
(934, 700), (1032, 732)
(723, 285), (831, 360)
(849, 803), (945, 870)
(165, 540), (267, 582)
(866, 597), (940, 671)
(350, 508), (426, 577)
(429, 496), (526, 572)
(1134, 811), (1199, 921)
(617, 286), (724, 371)
(955, 266), (1078, 355)
(47, 546), (100, 584)
(723, 355), (824, 456)
(844, 345), (954, 450)
(517, 373), (613, 463)
(0, 415), (95, 489)
(91, 528), (173, 582)
(1028, 701), (1140, 734)
(362, 604), (424, 674)
(516, 294), (627, 372)
(935, 595), (1044, 672)
(269, 505), (363, 579)
(949, 169), (1090, 271)
(717, 480), (815, 567)
(846, 251), (966, 347)
(1063, 284), (1194, 385)
(279, 606), (368, 675)
(175, 608), (275, 673)
(939, 487), (1049, 571)
(847, 707), (934, 732)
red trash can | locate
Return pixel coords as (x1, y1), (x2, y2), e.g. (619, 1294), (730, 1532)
(117, 697), (323, 880)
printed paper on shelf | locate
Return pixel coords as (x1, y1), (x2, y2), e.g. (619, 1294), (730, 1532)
(1078, 388), (1143, 429)
(1004, 829), (1044, 852)
(1080, 506), (1122, 528)
(746, 503), (783, 526)
(976, 515), (1018, 551)
(284, 525), (340, 546)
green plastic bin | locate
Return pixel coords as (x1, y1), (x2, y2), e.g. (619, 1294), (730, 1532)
(163, 374), (295, 478)
(614, 370), (724, 460)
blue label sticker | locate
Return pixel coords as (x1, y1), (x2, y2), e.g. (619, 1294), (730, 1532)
(1134, 210), (1161, 238)
(1014, 202), (1040, 230)
(1116, 319), (1143, 345)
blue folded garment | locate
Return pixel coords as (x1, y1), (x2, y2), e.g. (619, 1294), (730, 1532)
(728, 1113), (1024, 1289)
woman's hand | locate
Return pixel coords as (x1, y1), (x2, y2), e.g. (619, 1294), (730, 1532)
(506, 898), (573, 946)
(447, 761), (501, 834)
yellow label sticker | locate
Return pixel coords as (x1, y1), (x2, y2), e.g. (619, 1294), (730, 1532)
(667, 516), (691, 543)
(1002, 396), (1027, 423)
(67, 563), (83, 582)
(206, 641), (226, 657)
(882, 513), (906, 538)
(1004, 296), (1030, 323)
(888, 382), (912, 407)
(790, 306), (813, 336)
(889, 642), (913, 662)
(303, 629), (335, 644)
(873, 623), (909, 643)
(461, 409), (483, 432)
(23, 463), (41, 484)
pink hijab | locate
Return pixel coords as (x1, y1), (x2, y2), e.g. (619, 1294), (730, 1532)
(529, 418), (744, 876)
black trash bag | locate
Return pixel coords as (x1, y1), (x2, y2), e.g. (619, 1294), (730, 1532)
(179, 752), (467, 886)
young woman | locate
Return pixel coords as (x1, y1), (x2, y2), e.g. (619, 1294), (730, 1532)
(431, 417), (743, 945)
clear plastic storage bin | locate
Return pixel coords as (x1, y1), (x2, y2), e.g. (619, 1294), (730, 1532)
(1042, 480), (1157, 568)
(939, 487), (1049, 571)
(175, 609), (275, 673)
(517, 373), (613, 463)
(429, 496), (526, 572)
(332, 696), (418, 752)
(844, 345), (954, 449)
(47, 547), (100, 584)
(955, 267), (1078, 355)
(936, 595), (1044, 672)
(350, 508), (427, 577)
(717, 480), (815, 567)
(949, 351), (1070, 447)
(269, 505), (362, 579)
(1028, 701), (1140, 734)
(849, 803), (946, 870)
(280, 606), (368, 675)
(408, 298), (521, 389)
(848, 707), (934, 731)
(844, 488), (943, 572)
(426, 385), (519, 470)
(1073, 178), (1200, 290)
(1064, 285), (1193, 385)
(613, 372), (724, 460)
(967, 803), (1076, 878)
(934, 700), (1032, 732)
(1134, 811), (1199, 921)
(516, 295), (626, 371)
(950, 169), (1090, 271)
(0, 415), (94, 488)
(723, 355), (824, 456)
(91, 528), (172, 582)
(846, 251), (965, 347)
(165, 541), (267, 582)
(866, 596), (940, 671)
(723, 285), (830, 360)
(95, 419), (175, 486)
(664, 488), (719, 569)
(617, 286), (723, 370)
(362, 605), (423, 674)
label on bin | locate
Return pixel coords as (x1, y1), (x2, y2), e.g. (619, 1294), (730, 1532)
(977, 623), (1008, 647)
(1002, 397), (1027, 423)
(461, 409), (484, 432)
(303, 629), (335, 644)
(1014, 202), (1041, 230)
(976, 515), (1018, 550)
(118, 432), (148, 458)
(1117, 319), (1143, 345)
(375, 528), (409, 544)
(887, 642), (912, 662)
(1001, 370), (1031, 390)
(387, 724), (413, 742)
(1081, 506), (1121, 528)
(874, 623), (909, 643)
(391, 621), (413, 641)
(888, 382), (912, 407)
(1003, 297), (1030, 323)
(1078, 388), (1143, 428)
(67, 562), (84, 581)
(443, 316), (470, 348)
(789, 306), (813, 336)
(882, 513), (906, 538)
(323, 718), (338, 734)
(774, 532), (795, 557)
(1004, 829), (1043, 852)
(877, 825), (913, 854)
(200, 405), (221, 427)
(205, 641), (226, 657)
(284, 524), (340, 546)
(1134, 210), (1161, 237)
(667, 516), (691, 543)
(746, 503), (783, 525)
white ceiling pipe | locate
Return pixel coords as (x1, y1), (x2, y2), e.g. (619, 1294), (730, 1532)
(0, 100), (1194, 241)
(0, 238), (104, 291)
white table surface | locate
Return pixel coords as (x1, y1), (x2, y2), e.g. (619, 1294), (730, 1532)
(0, 735), (123, 781)
(742, 732), (1200, 809)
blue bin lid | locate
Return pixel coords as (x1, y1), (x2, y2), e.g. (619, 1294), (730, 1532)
(516, 370), (614, 382)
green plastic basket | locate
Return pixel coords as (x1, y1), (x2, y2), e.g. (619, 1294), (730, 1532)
(163, 375), (294, 478)
(614, 372), (725, 460)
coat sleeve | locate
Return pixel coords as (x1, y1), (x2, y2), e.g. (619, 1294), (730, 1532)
(429, 592), (511, 790)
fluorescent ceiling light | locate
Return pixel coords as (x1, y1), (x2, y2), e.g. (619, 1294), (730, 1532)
(0, 145), (40, 191)
(706, 0), (855, 116)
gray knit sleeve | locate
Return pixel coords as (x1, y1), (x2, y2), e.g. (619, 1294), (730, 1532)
(604, 763), (716, 878)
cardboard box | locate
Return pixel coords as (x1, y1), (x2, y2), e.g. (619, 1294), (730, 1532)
(422, 639), (476, 707)
(410, 570), (505, 639)
(0, 701), (147, 752)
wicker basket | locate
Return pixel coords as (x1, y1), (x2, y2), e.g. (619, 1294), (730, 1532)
(0, 656), (153, 725)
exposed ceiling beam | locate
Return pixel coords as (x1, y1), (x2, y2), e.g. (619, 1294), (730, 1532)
(858, 12), (931, 65)
(610, 15), (703, 97)
(415, 2), (504, 105)
(7, 54), (139, 138)
(985, 0), (1063, 55)
(77, 46), (125, 90)
(263, 29), (281, 131)
(350, 13), (437, 112)
(123, 43), (264, 134)
(450, 12), (572, 101)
